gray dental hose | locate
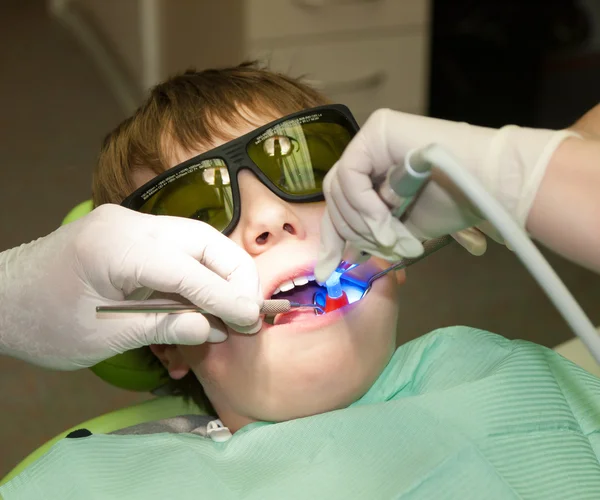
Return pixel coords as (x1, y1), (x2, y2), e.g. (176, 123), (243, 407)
(414, 144), (600, 364)
(348, 142), (600, 364)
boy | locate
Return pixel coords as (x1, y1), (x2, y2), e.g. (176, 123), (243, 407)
(2, 62), (600, 499)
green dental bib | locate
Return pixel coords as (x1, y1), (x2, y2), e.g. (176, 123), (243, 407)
(3, 327), (600, 499)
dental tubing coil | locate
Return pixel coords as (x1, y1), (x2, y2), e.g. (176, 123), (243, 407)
(416, 144), (600, 365)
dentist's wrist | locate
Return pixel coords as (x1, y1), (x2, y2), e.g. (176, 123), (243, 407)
(480, 126), (581, 228)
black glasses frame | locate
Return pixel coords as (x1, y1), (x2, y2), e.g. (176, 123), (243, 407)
(121, 103), (360, 235)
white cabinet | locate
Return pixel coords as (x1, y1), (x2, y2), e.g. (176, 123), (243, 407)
(245, 0), (428, 39)
(252, 33), (428, 124)
(51, 0), (431, 121)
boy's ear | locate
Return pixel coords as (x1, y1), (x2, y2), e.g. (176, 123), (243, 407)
(149, 345), (190, 380)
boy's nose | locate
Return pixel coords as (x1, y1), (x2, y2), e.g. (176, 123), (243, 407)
(234, 170), (306, 255)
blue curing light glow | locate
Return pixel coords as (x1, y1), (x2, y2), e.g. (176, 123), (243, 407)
(342, 283), (366, 304)
(325, 270), (344, 299)
(313, 278), (368, 313)
(337, 273), (369, 302)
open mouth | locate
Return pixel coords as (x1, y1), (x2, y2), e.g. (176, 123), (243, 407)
(266, 275), (322, 325)
(265, 274), (367, 325)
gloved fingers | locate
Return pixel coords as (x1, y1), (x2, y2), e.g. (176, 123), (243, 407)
(168, 313), (229, 344)
(345, 239), (422, 263)
(385, 218), (425, 258)
(142, 312), (226, 346)
(477, 221), (514, 251)
(328, 164), (398, 248)
(315, 211), (346, 283)
(451, 228), (488, 256)
(317, 184), (424, 283)
(333, 108), (403, 180)
(326, 170), (410, 261)
(325, 189), (395, 259)
(477, 221), (506, 245)
(314, 208), (410, 283)
(327, 179), (424, 258)
(400, 180), (483, 240)
(94, 301), (229, 352)
(324, 198), (423, 262)
(326, 174), (388, 247)
(204, 315), (230, 342)
(223, 317), (262, 335)
(121, 239), (260, 328)
(146, 215), (262, 302)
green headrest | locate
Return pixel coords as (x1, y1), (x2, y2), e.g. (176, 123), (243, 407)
(62, 201), (169, 392)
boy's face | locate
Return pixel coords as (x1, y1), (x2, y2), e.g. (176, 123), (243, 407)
(146, 113), (404, 431)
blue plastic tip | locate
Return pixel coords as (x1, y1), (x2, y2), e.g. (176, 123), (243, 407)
(325, 271), (344, 299)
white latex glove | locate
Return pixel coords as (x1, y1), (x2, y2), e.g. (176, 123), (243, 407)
(0, 204), (262, 370)
(315, 108), (578, 282)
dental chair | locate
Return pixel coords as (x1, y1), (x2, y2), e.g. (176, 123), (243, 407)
(2, 201), (599, 487)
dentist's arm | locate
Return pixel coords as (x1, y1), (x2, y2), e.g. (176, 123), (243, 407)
(571, 103), (600, 138)
(315, 107), (599, 281)
(527, 134), (600, 272)
(0, 205), (262, 370)
(540, 104), (600, 269)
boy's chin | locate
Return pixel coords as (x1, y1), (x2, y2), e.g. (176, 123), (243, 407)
(258, 380), (377, 422)
(260, 345), (395, 421)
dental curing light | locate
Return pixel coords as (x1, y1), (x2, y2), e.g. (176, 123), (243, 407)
(324, 148), (433, 298)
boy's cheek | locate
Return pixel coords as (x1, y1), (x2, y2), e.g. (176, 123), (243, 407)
(181, 341), (231, 388)
(363, 257), (407, 286)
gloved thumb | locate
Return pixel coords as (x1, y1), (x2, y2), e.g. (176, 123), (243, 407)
(315, 213), (345, 283)
(151, 313), (227, 345)
(451, 227), (488, 256)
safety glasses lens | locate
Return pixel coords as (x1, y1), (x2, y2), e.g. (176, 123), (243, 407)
(247, 118), (354, 196)
(137, 158), (234, 232)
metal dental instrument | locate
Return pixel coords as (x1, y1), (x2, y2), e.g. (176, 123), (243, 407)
(360, 235), (454, 299)
(97, 238), (451, 316)
(96, 299), (324, 315)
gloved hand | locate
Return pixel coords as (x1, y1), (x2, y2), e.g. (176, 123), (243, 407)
(315, 108), (578, 282)
(0, 204), (262, 370)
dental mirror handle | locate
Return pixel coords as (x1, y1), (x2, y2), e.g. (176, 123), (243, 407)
(96, 299), (323, 315)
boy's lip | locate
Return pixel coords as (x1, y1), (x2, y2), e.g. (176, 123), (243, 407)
(260, 295), (358, 334)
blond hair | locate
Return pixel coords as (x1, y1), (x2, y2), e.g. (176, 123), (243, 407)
(92, 61), (330, 206)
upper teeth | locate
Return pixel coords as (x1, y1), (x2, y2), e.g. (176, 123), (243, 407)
(279, 280), (295, 292)
(292, 276), (309, 286)
(272, 275), (315, 295)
